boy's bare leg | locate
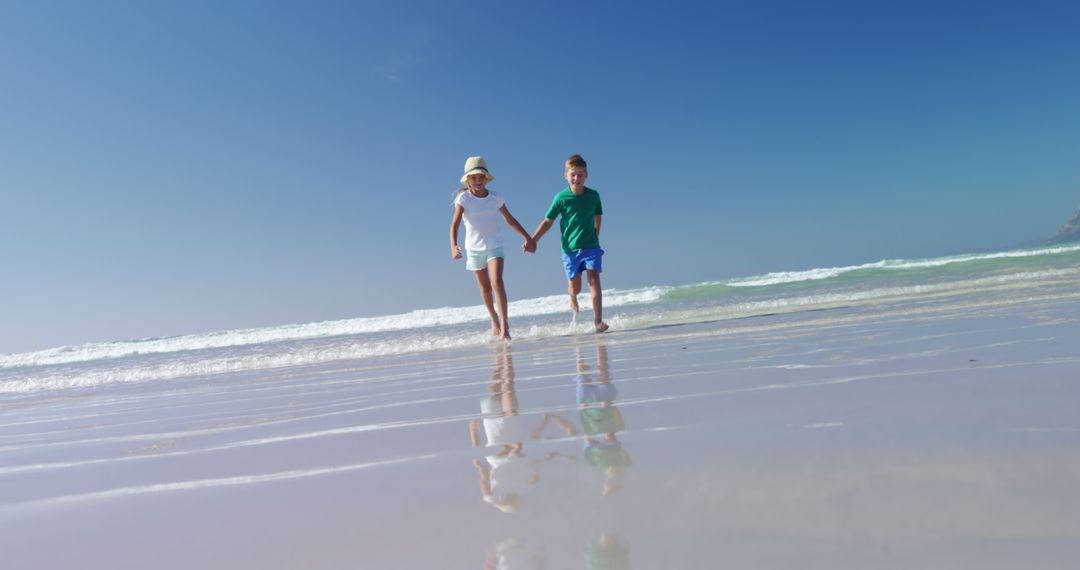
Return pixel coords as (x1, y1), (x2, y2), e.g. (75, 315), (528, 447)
(487, 257), (511, 339)
(586, 269), (608, 332)
(568, 274), (583, 314)
(474, 269), (500, 336)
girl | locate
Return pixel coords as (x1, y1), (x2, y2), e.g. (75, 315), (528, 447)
(449, 156), (535, 339)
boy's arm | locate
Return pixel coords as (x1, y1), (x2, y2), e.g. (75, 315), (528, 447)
(531, 218), (555, 243)
(594, 214), (602, 238)
(449, 204), (464, 259)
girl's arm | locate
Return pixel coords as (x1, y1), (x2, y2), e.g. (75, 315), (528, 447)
(499, 205), (536, 252)
(449, 204), (464, 259)
(469, 419), (481, 447)
(473, 459), (492, 497)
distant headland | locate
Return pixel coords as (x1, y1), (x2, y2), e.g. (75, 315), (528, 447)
(1050, 206), (1080, 244)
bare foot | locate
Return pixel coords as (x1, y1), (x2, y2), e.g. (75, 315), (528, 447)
(594, 321), (609, 333)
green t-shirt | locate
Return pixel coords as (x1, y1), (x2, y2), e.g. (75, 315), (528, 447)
(584, 441), (630, 470)
(544, 187), (603, 253)
(580, 406), (624, 436)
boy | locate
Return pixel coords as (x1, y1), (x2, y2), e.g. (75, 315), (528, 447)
(531, 154), (609, 332)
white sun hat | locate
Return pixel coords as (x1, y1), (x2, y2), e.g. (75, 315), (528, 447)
(460, 156), (495, 184)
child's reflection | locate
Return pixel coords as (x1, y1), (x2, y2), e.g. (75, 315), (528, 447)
(469, 344), (529, 513)
(483, 537), (545, 570)
(469, 344), (572, 513)
(575, 343), (631, 496)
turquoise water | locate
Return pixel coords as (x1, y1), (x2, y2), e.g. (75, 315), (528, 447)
(2, 243), (1079, 394)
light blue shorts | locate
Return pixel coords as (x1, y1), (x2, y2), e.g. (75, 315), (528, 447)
(466, 246), (504, 271)
(561, 248), (603, 279)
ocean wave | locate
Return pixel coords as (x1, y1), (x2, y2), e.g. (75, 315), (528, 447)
(0, 316), (633, 394)
(640, 268), (1079, 331)
(726, 243), (1080, 287)
(3, 267), (1076, 395)
(0, 287), (668, 370)
(0, 333), (486, 394)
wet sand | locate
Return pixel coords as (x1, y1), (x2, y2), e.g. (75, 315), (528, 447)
(2, 290), (1080, 568)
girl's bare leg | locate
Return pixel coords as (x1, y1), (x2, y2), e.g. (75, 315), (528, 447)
(473, 269), (499, 335)
(487, 257), (511, 339)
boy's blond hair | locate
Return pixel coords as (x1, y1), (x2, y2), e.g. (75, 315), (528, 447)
(565, 154), (588, 172)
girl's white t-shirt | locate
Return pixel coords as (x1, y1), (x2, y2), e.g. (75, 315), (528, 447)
(455, 190), (505, 251)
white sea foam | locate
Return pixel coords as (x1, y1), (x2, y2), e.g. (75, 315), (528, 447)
(0, 333), (482, 394)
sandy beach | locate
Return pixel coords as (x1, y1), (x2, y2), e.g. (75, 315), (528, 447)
(2, 282), (1080, 569)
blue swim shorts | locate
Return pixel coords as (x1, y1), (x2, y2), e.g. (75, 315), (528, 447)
(465, 246), (504, 271)
(561, 248), (603, 279)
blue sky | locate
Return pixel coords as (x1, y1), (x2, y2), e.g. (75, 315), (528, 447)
(2, 0), (1078, 352)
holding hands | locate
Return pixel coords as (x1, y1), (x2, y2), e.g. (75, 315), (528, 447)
(522, 237), (536, 254)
